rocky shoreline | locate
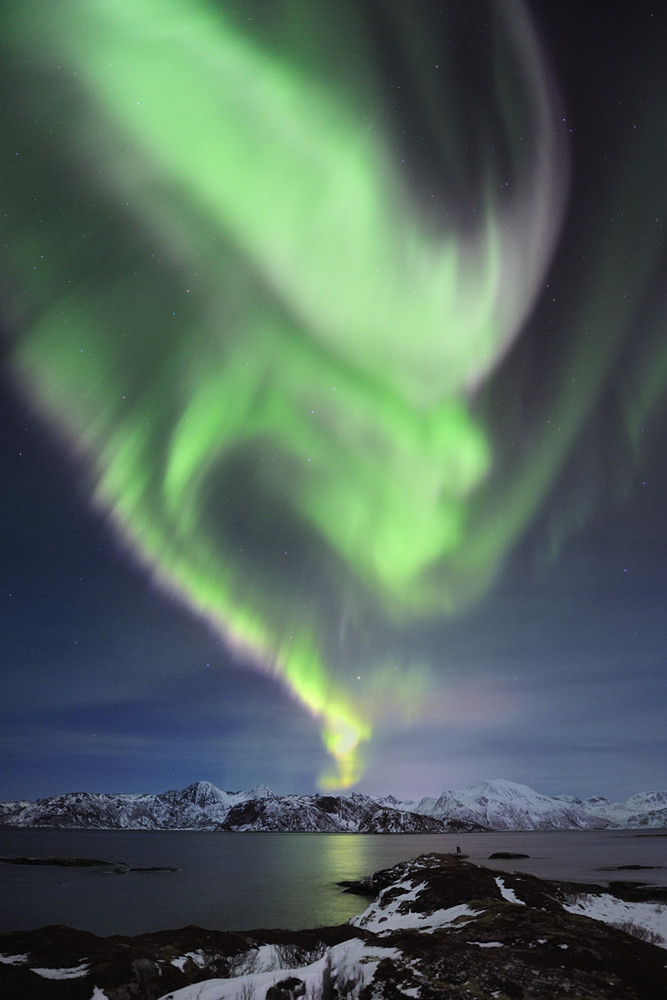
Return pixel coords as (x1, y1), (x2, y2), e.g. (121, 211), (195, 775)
(0, 856), (179, 874)
(1, 853), (665, 999)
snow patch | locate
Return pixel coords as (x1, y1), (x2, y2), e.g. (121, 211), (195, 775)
(0, 954), (29, 965)
(352, 895), (481, 935)
(228, 943), (305, 976)
(171, 950), (208, 971)
(329, 938), (401, 999)
(32, 963), (90, 979)
(495, 876), (526, 905)
(563, 893), (667, 948)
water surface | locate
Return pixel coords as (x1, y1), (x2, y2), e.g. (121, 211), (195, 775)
(0, 828), (664, 936)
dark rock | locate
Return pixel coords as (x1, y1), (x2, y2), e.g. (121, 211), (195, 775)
(608, 880), (667, 902)
(126, 865), (178, 872)
(337, 877), (377, 896)
(615, 864), (660, 870)
(0, 855), (116, 867)
(266, 975), (306, 999)
(488, 851), (531, 859)
(0, 856), (178, 873)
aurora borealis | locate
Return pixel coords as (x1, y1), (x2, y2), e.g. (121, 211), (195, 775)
(1, 1), (666, 799)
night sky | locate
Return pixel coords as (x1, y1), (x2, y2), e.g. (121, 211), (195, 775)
(1, 0), (665, 803)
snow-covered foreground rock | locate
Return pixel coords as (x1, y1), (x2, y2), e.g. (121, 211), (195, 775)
(156, 939), (402, 1000)
(1, 778), (665, 831)
(1, 854), (666, 999)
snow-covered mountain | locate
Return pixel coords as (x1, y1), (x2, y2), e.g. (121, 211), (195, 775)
(614, 790), (667, 828)
(413, 779), (605, 830)
(216, 792), (466, 833)
(0, 781), (475, 833)
(0, 782), (272, 832)
(0, 779), (664, 831)
(413, 779), (667, 830)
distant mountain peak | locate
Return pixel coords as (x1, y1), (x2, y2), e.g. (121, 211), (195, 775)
(248, 784), (276, 799)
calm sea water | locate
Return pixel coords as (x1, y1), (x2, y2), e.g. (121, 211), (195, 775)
(0, 828), (664, 936)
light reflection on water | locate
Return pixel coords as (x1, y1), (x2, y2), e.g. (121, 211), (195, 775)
(0, 828), (664, 936)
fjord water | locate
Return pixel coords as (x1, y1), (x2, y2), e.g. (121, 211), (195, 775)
(1, 829), (664, 936)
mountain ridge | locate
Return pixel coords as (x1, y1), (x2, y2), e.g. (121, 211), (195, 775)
(0, 778), (665, 832)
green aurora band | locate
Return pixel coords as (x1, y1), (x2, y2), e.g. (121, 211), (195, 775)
(2, 1), (664, 786)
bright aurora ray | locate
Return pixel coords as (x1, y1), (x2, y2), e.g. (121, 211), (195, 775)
(2, 1), (664, 787)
